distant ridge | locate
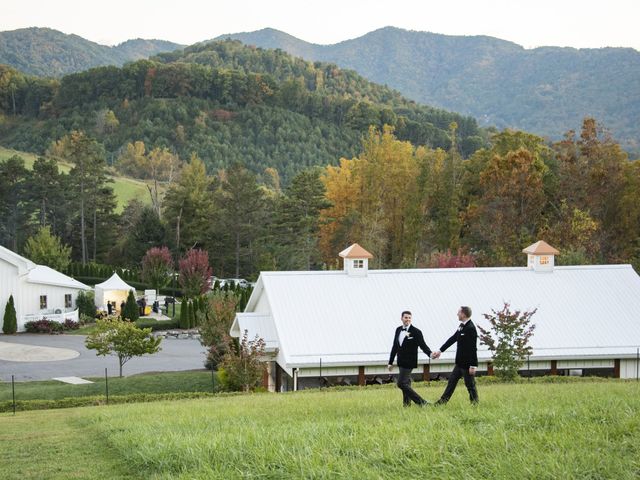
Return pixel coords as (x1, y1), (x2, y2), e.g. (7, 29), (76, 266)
(0, 27), (184, 77)
(215, 27), (640, 154)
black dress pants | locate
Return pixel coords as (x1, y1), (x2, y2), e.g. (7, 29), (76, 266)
(397, 367), (426, 406)
(439, 364), (479, 403)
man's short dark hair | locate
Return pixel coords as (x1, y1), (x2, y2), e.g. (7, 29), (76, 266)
(401, 310), (412, 317)
(460, 306), (472, 319)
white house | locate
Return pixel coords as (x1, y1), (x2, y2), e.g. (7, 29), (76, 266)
(231, 242), (640, 391)
(0, 245), (90, 332)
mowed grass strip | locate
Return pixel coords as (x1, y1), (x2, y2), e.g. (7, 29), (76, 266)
(65, 381), (640, 479)
(0, 371), (216, 402)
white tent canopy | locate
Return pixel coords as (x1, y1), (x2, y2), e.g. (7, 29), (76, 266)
(94, 273), (135, 311)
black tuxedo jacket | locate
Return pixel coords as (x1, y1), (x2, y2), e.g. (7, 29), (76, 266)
(440, 320), (478, 369)
(389, 325), (432, 369)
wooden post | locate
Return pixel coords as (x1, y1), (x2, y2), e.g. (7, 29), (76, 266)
(262, 364), (270, 390)
(423, 364), (430, 382)
(358, 366), (365, 386)
(614, 359), (621, 378)
(487, 362), (494, 376)
(550, 360), (558, 375)
(275, 363), (282, 393)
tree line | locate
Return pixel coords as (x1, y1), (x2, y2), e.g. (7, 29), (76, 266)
(3, 117), (639, 280)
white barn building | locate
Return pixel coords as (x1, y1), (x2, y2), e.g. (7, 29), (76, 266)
(0, 245), (90, 332)
(231, 242), (640, 391)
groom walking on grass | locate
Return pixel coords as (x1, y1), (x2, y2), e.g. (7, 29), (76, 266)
(388, 311), (433, 407)
(432, 306), (479, 405)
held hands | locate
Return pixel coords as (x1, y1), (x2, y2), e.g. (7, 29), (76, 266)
(469, 367), (476, 376)
(431, 351), (441, 359)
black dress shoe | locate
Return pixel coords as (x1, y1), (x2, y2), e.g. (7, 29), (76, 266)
(434, 399), (447, 406)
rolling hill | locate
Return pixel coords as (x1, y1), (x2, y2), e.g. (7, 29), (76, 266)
(0, 40), (485, 183)
(216, 27), (640, 155)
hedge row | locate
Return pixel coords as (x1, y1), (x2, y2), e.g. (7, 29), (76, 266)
(0, 391), (252, 413)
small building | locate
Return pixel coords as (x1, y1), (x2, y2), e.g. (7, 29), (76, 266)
(231, 242), (640, 391)
(0, 245), (90, 332)
(94, 273), (135, 313)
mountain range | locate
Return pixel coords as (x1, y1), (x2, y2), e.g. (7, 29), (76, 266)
(215, 27), (640, 154)
(0, 26), (638, 154)
(0, 27), (183, 77)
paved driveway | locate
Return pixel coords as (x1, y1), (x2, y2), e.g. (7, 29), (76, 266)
(0, 334), (207, 381)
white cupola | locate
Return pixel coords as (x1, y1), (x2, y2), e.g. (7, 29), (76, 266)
(339, 243), (373, 277)
(523, 240), (560, 273)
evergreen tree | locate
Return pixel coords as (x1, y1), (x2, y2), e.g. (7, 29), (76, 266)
(180, 300), (190, 329)
(122, 289), (139, 321)
(0, 155), (29, 251)
(2, 295), (17, 334)
(210, 163), (266, 277)
(275, 168), (331, 270)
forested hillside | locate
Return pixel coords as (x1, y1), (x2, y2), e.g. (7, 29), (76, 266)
(0, 27), (182, 77)
(0, 40), (485, 181)
(218, 27), (640, 155)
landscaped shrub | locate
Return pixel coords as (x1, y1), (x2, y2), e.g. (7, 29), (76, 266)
(2, 295), (17, 334)
(63, 319), (80, 330)
(24, 318), (65, 334)
(79, 313), (94, 325)
(76, 290), (96, 318)
(135, 318), (180, 331)
(179, 300), (189, 329)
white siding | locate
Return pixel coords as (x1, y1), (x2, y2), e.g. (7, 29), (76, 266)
(254, 291), (271, 314)
(620, 359), (640, 379)
(557, 359), (615, 369)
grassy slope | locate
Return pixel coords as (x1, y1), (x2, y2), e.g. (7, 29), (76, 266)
(1, 380), (639, 479)
(0, 408), (140, 480)
(0, 146), (150, 212)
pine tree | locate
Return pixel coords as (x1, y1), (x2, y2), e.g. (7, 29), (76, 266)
(2, 295), (17, 334)
(179, 299), (189, 329)
(122, 289), (139, 322)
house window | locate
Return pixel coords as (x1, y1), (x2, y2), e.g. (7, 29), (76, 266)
(540, 256), (549, 265)
(65, 294), (72, 308)
(353, 259), (364, 269)
(40, 295), (47, 309)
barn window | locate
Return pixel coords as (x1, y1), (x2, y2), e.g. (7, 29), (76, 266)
(65, 294), (72, 308)
(40, 295), (47, 309)
(353, 259), (364, 269)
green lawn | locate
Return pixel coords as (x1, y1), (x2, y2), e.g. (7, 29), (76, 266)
(1, 380), (639, 479)
(0, 146), (151, 212)
(0, 371), (216, 402)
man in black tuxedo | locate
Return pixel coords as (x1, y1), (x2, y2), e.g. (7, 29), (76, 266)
(388, 311), (432, 407)
(432, 306), (479, 405)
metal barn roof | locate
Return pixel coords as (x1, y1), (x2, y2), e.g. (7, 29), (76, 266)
(27, 265), (90, 290)
(237, 264), (640, 369)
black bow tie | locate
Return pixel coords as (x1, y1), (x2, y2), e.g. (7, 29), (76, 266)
(403, 327), (409, 331)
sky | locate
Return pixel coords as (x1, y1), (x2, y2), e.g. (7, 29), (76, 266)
(3, 0), (640, 50)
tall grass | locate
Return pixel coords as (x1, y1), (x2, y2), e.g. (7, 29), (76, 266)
(77, 381), (640, 479)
